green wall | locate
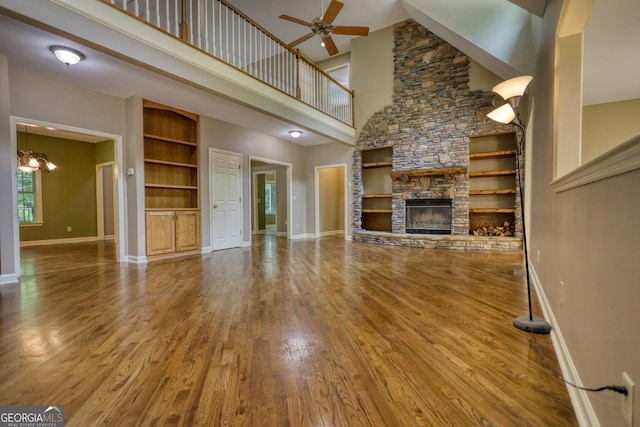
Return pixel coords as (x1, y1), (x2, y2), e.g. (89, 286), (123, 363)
(95, 139), (114, 164)
(18, 132), (105, 242)
(256, 174), (265, 231)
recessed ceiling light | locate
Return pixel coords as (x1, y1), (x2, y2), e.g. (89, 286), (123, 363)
(49, 45), (86, 67)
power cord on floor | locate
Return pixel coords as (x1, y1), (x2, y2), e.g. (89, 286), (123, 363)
(529, 331), (628, 396)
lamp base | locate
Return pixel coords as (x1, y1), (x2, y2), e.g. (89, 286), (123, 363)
(514, 316), (552, 334)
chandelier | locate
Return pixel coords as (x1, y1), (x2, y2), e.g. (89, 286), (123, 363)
(17, 127), (57, 173)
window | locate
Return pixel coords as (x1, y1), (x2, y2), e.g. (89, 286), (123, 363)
(265, 180), (276, 215)
(17, 169), (43, 225)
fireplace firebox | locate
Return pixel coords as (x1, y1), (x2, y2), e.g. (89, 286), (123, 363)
(405, 199), (452, 235)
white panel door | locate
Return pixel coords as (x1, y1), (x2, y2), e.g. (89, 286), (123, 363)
(211, 150), (243, 250)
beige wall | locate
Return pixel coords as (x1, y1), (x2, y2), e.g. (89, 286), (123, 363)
(351, 25), (395, 137)
(199, 117), (309, 244)
(468, 59), (503, 92)
(529, 0), (640, 425)
(304, 143), (353, 237)
(582, 98), (640, 163)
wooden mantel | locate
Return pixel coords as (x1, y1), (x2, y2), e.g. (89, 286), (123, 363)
(390, 167), (467, 180)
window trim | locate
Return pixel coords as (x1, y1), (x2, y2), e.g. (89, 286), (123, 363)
(17, 169), (44, 226)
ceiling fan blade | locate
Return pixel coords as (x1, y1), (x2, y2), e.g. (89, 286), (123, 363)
(323, 36), (339, 56)
(286, 33), (315, 49)
(322, 0), (344, 24)
(332, 26), (370, 36)
(279, 14), (313, 27)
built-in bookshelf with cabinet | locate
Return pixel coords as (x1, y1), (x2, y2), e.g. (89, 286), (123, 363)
(468, 132), (518, 232)
(360, 146), (393, 232)
(143, 100), (200, 257)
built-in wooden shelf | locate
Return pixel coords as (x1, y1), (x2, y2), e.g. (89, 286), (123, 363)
(144, 133), (197, 147)
(468, 169), (516, 178)
(469, 189), (516, 195)
(362, 209), (392, 214)
(362, 194), (392, 199)
(469, 208), (515, 214)
(143, 100), (200, 258)
(363, 161), (393, 168)
(144, 158), (198, 168)
(145, 184), (198, 190)
(145, 208), (200, 211)
(390, 167), (467, 180)
(469, 150), (517, 160)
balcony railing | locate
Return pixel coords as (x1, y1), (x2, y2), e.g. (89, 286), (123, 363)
(102, 0), (354, 126)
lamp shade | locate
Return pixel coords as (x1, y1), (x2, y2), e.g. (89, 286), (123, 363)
(487, 104), (516, 124)
(492, 75), (533, 100)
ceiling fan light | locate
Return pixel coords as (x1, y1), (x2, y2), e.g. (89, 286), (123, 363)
(492, 75), (533, 101)
(50, 45), (85, 66)
(487, 104), (516, 124)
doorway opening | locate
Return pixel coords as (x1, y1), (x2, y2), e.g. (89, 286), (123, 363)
(249, 156), (292, 244)
(253, 170), (277, 236)
(315, 164), (347, 238)
(12, 117), (125, 273)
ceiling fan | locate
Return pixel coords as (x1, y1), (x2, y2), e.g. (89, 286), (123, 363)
(279, 0), (369, 56)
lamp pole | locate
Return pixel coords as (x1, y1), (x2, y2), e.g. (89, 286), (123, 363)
(511, 120), (551, 334)
(486, 75), (551, 334)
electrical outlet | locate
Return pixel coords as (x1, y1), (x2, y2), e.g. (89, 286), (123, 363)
(67, 226), (72, 232)
(622, 372), (634, 426)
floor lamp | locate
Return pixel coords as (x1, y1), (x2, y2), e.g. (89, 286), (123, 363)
(487, 76), (552, 334)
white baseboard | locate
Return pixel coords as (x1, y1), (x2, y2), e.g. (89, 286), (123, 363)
(319, 230), (344, 237)
(345, 234), (353, 241)
(290, 233), (314, 240)
(529, 265), (600, 427)
(277, 231), (287, 238)
(126, 255), (148, 264)
(201, 246), (212, 253)
(241, 241), (252, 248)
(0, 274), (20, 285)
(20, 236), (99, 247)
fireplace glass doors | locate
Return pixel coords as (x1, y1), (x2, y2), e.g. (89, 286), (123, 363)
(405, 199), (452, 235)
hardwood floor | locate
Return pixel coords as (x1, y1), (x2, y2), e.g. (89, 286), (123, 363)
(1, 237), (577, 426)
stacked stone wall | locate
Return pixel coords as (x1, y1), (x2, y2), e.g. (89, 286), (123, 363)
(353, 19), (519, 244)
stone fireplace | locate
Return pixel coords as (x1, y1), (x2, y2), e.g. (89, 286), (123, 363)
(405, 199), (452, 234)
(352, 20), (522, 250)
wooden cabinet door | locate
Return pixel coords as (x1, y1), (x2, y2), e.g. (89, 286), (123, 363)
(146, 211), (175, 256)
(175, 210), (200, 252)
